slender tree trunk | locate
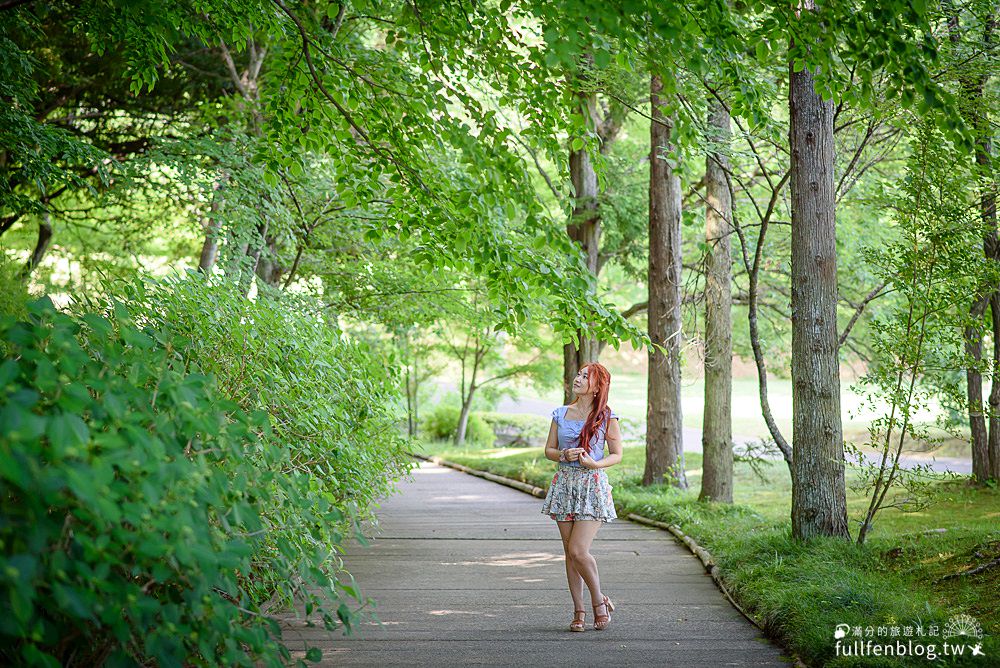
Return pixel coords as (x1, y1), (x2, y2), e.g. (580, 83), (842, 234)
(966, 298), (990, 480)
(563, 89), (602, 403)
(988, 293), (1000, 480)
(455, 348), (482, 446)
(405, 331), (416, 437)
(976, 13), (998, 482)
(255, 234), (284, 286)
(241, 220), (269, 298)
(788, 16), (849, 540)
(644, 74), (686, 489)
(456, 390), (475, 446)
(198, 173), (228, 272)
(951, 10), (998, 483)
(406, 362), (414, 437)
(699, 98), (734, 503)
(412, 352), (420, 438)
(21, 213), (53, 278)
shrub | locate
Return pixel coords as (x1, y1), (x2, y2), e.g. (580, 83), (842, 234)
(112, 273), (414, 608)
(0, 272), (416, 666)
(0, 297), (299, 666)
(0, 254), (32, 330)
(422, 403), (496, 446)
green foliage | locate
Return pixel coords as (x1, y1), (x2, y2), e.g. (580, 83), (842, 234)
(850, 119), (990, 541)
(422, 403), (496, 446)
(3, 0), (651, 353)
(113, 272), (414, 573)
(0, 15), (109, 218)
(0, 254), (32, 326)
(0, 297), (307, 666)
(0, 271), (419, 665)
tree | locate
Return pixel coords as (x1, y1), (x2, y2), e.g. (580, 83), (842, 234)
(561, 57), (629, 403)
(948, 5), (1000, 484)
(699, 96), (734, 503)
(644, 74), (686, 489)
(437, 299), (557, 447)
(395, 325), (442, 439)
(852, 121), (983, 544)
(788, 0), (849, 540)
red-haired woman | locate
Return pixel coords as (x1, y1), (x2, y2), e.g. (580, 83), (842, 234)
(541, 362), (623, 632)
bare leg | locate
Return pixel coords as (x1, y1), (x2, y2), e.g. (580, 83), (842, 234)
(557, 520), (586, 611)
(566, 520), (604, 607)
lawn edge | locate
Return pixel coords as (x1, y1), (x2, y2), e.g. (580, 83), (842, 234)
(408, 451), (810, 668)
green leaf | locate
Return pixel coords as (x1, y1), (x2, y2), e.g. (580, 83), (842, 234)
(755, 41), (768, 61)
(0, 359), (18, 390)
(47, 413), (90, 455)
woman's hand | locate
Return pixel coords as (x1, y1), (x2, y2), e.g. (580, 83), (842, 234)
(578, 452), (599, 469)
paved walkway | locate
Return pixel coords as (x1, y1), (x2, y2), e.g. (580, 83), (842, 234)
(277, 459), (795, 666)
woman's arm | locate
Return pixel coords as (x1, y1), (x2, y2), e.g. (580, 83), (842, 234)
(594, 418), (623, 469)
(544, 420), (562, 462)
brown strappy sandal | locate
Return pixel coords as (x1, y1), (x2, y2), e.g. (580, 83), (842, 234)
(593, 594), (615, 630)
(569, 609), (586, 632)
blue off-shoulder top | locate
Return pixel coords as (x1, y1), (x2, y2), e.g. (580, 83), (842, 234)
(551, 405), (619, 468)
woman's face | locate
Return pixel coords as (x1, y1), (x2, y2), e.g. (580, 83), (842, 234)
(572, 367), (592, 396)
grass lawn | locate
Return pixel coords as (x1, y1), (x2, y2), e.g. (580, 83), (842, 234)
(412, 438), (1000, 667)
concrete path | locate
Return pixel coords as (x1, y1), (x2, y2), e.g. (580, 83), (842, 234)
(277, 459), (795, 666)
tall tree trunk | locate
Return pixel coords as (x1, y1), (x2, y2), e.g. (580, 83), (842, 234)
(563, 89), (602, 403)
(404, 331), (416, 437)
(699, 98), (734, 503)
(220, 39), (274, 290)
(21, 213), (53, 278)
(644, 74), (686, 489)
(951, 10), (998, 483)
(255, 234), (284, 286)
(988, 293), (1000, 480)
(406, 363), (414, 437)
(456, 390), (475, 446)
(412, 352), (420, 438)
(455, 347), (482, 446)
(966, 297), (991, 480)
(198, 173), (228, 272)
(788, 13), (849, 540)
(455, 346), (486, 445)
(240, 220), (269, 298)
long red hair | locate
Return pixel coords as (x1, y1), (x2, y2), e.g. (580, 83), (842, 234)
(572, 362), (612, 451)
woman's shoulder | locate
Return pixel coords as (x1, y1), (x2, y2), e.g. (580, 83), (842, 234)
(551, 405), (568, 420)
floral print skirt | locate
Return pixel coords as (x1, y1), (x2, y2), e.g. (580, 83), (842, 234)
(541, 465), (617, 523)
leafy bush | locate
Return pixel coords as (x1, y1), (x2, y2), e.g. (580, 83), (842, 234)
(0, 254), (32, 327)
(0, 297), (302, 666)
(0, 272), (416, 666)
(422, 403), (496, 446)
(112, 273), (414, 608)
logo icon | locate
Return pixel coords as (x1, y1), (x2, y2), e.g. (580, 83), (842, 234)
(943, 614), (984, 641)
(834, 623), (850, 639)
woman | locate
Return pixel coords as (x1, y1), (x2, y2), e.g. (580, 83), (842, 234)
(541, 362), (623, 632)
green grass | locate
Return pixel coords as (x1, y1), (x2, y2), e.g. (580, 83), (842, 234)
(412, 439), (1000, 667)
